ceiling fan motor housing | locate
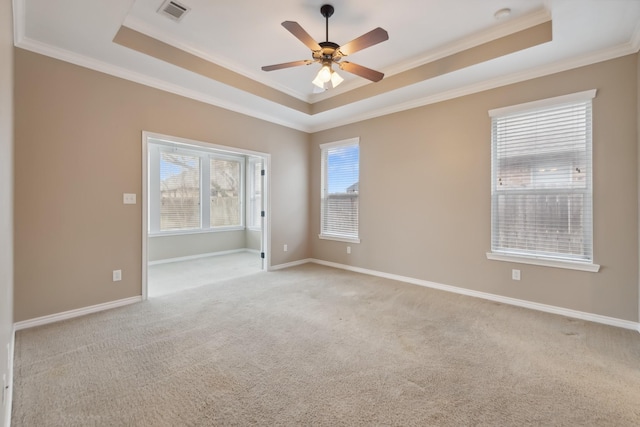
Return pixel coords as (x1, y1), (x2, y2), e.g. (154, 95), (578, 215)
(320, 4), (334, 19)
(315, 41), (341, 62)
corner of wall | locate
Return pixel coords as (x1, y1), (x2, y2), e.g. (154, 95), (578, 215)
(637, 51), (640, 324)
(1, 0), (14, 424)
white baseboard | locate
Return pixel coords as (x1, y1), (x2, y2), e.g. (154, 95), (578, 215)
(309, 259), (640, 332)
(148, 248), (253, 266)
(14, 296), (142, 331)
(269, 258), (313, 271)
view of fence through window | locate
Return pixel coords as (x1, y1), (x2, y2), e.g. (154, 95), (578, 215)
(492, 98), (592, 261)
(158, 151), (242, 231)
(160, 152), (200, 230)
(209, 158), (241, 227)
(249, 160), (262, 229)
(321, 142), (359, 239)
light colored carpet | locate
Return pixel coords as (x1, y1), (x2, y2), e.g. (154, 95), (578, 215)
(12, 263), (640, 426)
(148, 251), (262, 297)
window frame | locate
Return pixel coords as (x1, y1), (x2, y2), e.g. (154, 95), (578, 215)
(247, 157), (263, 231)
(486, 90), (600, 273)
(148, 141), (245, 236)
(319, 137), (361, 244)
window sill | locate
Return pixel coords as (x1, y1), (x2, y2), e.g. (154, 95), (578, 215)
(486, 252), (600, 272)
(150, 226), (245, 238)
(319, 234), (360, 244)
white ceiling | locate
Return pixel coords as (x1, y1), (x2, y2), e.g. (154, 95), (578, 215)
(13, 0), (640, 132)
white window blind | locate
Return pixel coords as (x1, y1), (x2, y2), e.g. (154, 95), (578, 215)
(160, 152), (201, 231)
(210, 157), (241, 227)
(149, 140), (247, 235)
(490, 91), (595, 263)
(320, 138), (360, 242)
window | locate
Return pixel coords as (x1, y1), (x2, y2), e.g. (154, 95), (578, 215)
(247, 158), (263, 230)
(149, 141), (244, 234)
(488, 90), (598, 270)
(159, 151), (201, 231)
(209, 157), (241, 227)
(320, 138), (360, 243)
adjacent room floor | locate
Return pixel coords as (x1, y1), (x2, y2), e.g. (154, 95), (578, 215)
(147, 250), (263, 297)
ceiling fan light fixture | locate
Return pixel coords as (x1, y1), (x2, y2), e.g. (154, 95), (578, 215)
(330, 70), (344, 87)
(317, 63), (332, 83)
(312, 63), (344, 90)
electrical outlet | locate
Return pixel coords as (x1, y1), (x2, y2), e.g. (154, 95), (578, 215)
(347, 246), (351, 254)
(283, 244), (288, 252)
(512, 269), (521, 281)
(113, 270), (122, 281)
(123, 193), (136, 204)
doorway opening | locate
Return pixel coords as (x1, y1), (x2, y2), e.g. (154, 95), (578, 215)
(142, 132), (269, 299)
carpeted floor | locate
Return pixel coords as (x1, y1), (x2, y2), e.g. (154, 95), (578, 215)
(11, 263), (640, 426)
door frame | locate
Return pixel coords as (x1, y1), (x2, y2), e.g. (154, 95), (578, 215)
(141, 131), (271, 301)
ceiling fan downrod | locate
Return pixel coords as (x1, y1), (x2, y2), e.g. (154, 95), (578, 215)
(320, 4), (334, 42)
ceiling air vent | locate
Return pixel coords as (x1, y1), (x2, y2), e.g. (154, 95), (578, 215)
(158, 0), (190, 22)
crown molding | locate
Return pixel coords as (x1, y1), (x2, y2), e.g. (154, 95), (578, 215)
(631, 20), (640, 52)
(309, 40), (639, 133)
(11, 0), (640, 135)
(385, 8), (552, 78)
(14, 36), (310, 132)
(122, 15), (312, 103)
(309, 8), (553, 104)
(11, 0), (25, 45)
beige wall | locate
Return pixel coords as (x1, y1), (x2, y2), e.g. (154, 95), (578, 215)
(11, 46), (640, 324)
(0, 0), (13, 423)
(311, 54), (639, 322)
(14, 48), (310, 321)
(246, 229), (261, 251)
(148, 231), (246, 262)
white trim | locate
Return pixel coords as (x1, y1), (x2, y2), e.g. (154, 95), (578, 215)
(269, 258), (313, 271)
(318, 235), (361, 244)
(11, 0), (24, 47)
(489, 89), (597, 117)
(319, 137), (360, 150)
(307, 259), (638, 331)
(309, 43), (637, 133)
(385, 10), (552, 80)
(631, 20), (640, 52)
(13, 36), (308, 132)
(141, 133), (149, 302)
(310, 9), (552, 104)
(13, 296), (142, 331)
(13, 11), (639, 135)
(4, 328), (14, 427)
(148, 249), (251, 266)
(486, 252), (600, 272)
(148, 227), (246, 238)
(121, 17), (310, 104)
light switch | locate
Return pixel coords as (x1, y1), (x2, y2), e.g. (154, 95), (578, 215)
(123, 193), (136, 204)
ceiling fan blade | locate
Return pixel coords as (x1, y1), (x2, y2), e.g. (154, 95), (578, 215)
(340, 61), (384, 82)
(339, 27), (389, 56)
(281, 21), (322, 51)
(261, 60), (314, 71)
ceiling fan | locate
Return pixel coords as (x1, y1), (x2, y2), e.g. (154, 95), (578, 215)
(261, 4), (389, 91)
